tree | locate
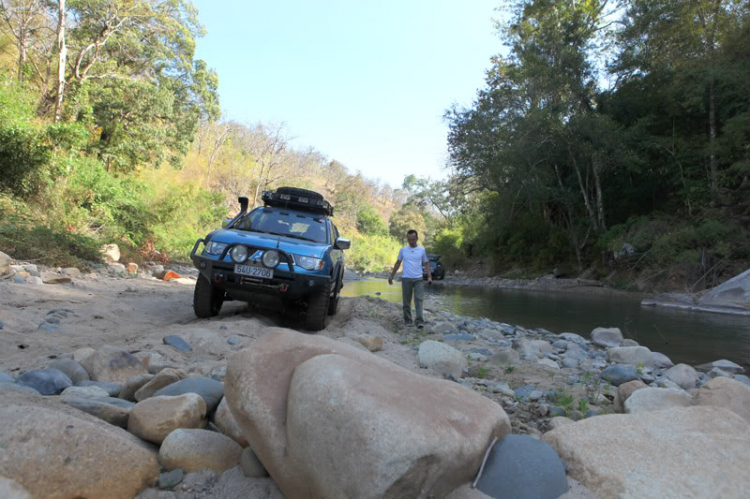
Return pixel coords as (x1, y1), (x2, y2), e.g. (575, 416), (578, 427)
(389, 204), (427, 244)
(356, 205), (388, 236)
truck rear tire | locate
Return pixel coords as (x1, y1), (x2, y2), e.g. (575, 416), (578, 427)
(194, 274), (224, 318)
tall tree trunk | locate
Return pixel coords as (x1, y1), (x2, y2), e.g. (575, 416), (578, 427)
(592, 158), (606, 231)
(568, 147), (598, 231)
(252, 163), (266, 209)
(17, 34), (27, 82)
(54, 0), (67, 122)
(708, 78), (718, 200)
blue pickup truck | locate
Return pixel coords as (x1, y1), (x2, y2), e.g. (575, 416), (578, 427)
(190, 187), (349, 331)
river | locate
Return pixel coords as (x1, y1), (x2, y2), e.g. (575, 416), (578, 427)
(341, 279), (750, 370)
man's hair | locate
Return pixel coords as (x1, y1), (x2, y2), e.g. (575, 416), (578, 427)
(406, 229), (418, 238)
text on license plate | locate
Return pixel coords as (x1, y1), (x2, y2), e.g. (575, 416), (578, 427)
(234, 264), (273, 279)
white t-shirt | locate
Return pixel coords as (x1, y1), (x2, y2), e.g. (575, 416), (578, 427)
(397, 245), (428, 279)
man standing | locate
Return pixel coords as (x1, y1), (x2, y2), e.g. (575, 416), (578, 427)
(389, 229), (432, 328)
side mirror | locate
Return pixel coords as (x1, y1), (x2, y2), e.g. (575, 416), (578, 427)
(334, 238), (351, 250)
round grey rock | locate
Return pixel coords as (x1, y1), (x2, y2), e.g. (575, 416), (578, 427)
(0, 382), (40, 395)
(47, 359), (90, 384)
(476, 434), (568, 499)
(158, 469), (184, 489)
(76, 380), (121, 397)
(15, 369), (72, 395)
(152, 377), (224, 413)
(601, 365), (640, 386)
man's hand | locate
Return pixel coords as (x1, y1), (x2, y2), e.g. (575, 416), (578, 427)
(428, 276), (433, 285)
(388, 276), (393, 285)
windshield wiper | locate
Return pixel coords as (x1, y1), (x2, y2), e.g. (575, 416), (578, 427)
(265, 232), (317, 242)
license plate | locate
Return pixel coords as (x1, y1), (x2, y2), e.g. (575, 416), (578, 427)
(234, 264), (273, 279)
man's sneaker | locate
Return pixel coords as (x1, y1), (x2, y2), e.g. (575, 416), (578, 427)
(405, 321), (414, 328)
(416, 323), (424, 330)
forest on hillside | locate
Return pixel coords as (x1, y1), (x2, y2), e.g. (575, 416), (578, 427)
(1, 0), (749, 291)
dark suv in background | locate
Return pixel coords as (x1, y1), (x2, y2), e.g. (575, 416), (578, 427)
(190, 187), (349, 331)
(424, 254), (445, 280)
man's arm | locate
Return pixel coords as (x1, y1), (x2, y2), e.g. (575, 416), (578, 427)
(388, 260), (401, 285)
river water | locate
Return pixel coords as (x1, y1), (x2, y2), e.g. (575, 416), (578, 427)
(342, 279), (750, 370)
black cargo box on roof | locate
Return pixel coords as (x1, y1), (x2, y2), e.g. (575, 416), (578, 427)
(262, 189), (334, 217)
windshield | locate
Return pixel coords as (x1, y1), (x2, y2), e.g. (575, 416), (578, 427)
(234, 208), (328, 243)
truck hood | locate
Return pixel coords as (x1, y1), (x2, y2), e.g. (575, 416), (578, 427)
(210, 228), (328, 258)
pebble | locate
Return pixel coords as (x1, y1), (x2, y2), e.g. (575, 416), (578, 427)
(158, 469), (184, 489)
(15, 369), (73, 395)
(227, 337), (243, 345)
(568, 410), (584, 421)
(163, 335), (193, 352)
(443, 333), (475, 342)
(38, 323), (62, 332)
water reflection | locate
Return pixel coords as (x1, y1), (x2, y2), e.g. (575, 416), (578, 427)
(342, 278), (750, 369)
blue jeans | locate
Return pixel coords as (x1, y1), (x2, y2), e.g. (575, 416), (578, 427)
(401, 278), (424, 324)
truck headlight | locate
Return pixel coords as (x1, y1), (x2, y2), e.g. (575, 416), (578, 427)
(261, 250), (280, 268)
(295, 255), (324, 271)
(230, 245), (249, 263)
(206, 241), (227, 255)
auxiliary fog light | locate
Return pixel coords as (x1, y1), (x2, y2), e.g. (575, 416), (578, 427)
(230, 245), (249, 263)
(262, 250), (280, 268)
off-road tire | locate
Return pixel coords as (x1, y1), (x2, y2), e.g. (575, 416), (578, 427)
(194, 274), (224, 318)
(276, 186), (323, 200)
(328, 271), (342, 316)
(305, 281), (331, 331)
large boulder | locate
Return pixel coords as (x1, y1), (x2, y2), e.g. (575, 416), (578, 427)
(417, 340), (468, 378)
(663, 363), (700, 390)
(650, 352), (674, 369)
(226, 328), (510, 499)
(698, 268), (750, 311)
(0, 390), (158, 498)
(127, 394), (207, 444)
(624, 387), (693, 414)
(80, 345), (148, 383)
(692, 377), (750, 424)
(159, 428), (242, 473)
(0, 251), (12, 276)
(606, 346), (654, 367)
(694, 359), (745, 375)
(542, 406), (750, 498)
(590, 327), (623, 348)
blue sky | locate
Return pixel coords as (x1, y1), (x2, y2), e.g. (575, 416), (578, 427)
(191, 0), (504, 188)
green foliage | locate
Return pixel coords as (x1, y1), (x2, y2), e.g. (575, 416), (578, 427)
(347, 233), (402, 273)
(356, 205), (388, 236)
(389, 204), (427, 244)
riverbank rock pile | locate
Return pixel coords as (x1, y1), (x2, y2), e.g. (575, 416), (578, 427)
(2, 254), (750, 498)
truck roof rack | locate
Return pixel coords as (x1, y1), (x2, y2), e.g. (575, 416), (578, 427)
(261, 190), (334, 216)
